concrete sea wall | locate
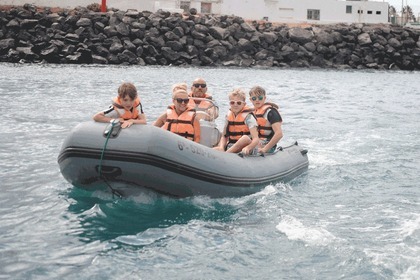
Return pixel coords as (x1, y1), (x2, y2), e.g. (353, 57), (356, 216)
(1, 4), (419, 70)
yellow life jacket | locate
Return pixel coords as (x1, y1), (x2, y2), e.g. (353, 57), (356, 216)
(254, 103), (276, 140)
(112, 97), (141, 120)
(163, 105), (197, 140)
(225, 106), (254, 143)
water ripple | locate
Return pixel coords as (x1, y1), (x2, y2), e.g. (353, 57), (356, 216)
(0, 64), (419, 279)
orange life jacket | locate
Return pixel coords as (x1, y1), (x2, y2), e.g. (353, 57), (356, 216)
(112, 97), (141, 120)
(225, 106), (254, 143)
(188, 93), (214, 112)
(254, 103), (277, 140)
(163, 105), (197, 140)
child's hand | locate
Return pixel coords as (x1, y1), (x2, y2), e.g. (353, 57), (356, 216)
(121, 120), (133, 128)
(242, 147), (251, 155)
(258, 147), (267, 154)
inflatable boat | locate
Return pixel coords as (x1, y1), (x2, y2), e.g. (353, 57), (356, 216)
(58, 118), (309, 198)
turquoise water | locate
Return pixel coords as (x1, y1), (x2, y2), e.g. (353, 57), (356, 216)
(0, 64), (419, 279)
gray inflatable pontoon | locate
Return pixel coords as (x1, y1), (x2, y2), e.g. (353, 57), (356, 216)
(58, 121), (309, 198)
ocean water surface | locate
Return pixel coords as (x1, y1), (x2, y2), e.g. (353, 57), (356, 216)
(0, 64), (419, 279)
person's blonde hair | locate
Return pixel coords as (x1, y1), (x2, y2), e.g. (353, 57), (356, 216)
(172, 83), (188, 92)
(172, 89), (188, 99)
(228, 88), (246, 101)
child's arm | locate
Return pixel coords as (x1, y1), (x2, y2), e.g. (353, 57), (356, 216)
(242, 127), (259, 155)
(93, 111), (114, 123)
(241, 114), (259, 155)
(214, 136), (227, 151)
(214, 122), (227, 151)
(135, 113), (147, 124)
(121, 113), (147, 128)
(260, 122), (283, 153)
(120, 116), (145, 128)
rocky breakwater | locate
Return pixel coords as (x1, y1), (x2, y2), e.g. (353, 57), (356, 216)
(1, 4), (420, 70)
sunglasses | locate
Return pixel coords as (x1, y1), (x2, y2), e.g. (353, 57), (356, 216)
(251, 95), (264, 101)
(229, 100), (243, 106)
(175, 98), (189, 104)
(193, 84), (207, 88)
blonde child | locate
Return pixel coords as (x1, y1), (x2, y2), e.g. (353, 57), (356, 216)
(215, 89), (259, 155)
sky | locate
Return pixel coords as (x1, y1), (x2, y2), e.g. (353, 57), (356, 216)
(385, 0), (420, 18)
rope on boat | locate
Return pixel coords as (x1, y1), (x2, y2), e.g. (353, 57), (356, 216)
(98, 120), (123, 199)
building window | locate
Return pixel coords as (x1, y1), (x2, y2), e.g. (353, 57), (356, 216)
(358, 10), (363, 14)
(201, 2), (212, 13)
(307, 9), (320, 20)
(376, 11), (381, 15)
(367, 10), (372, 14)
(180, 1), (190, 12)
(346, 5), (352, 14)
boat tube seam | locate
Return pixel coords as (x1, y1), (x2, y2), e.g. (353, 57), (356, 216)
(58, 147), (308, 186)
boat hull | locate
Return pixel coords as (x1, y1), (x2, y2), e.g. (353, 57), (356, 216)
(58, 122), (309, 197)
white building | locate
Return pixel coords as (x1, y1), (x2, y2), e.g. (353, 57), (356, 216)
(2, 0), (390, 24)
(220, 0), (389, 24)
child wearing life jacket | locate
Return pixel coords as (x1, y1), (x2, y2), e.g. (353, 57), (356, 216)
(214, 89), (259, 155)
(249, 86), (283, 154)
(153, 88), (201, 143)
(93, 82), (147, 128)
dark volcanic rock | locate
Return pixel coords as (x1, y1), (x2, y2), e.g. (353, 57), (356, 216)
(0, 5), (419, 70)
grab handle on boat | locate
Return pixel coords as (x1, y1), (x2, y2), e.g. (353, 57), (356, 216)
(95, 165), (122, 178)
